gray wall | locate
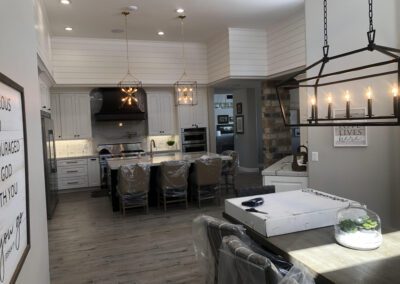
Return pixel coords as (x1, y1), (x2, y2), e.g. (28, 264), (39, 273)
(233, 88), (259, 169)
(0, 1), (50, 283)
(306, 0), (400, 227)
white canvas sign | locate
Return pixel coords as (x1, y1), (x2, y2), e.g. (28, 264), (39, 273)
(334, 108), (368, 147)
(0, 74), (29, 284)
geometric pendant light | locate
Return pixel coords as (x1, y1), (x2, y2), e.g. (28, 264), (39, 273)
(119, 11), (142, 106)
(174, 15), (197, 106)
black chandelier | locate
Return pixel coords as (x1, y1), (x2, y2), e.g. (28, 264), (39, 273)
(276, 0), (400, 127)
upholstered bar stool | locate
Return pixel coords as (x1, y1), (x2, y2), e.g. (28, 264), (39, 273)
(158, 160), (190, 212)
(117, 164), (151, 215)
(220, 150), (238, 193)
(191, 157), (222, 208)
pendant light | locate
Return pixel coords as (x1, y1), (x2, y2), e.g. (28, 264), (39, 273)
(174, 15), (197, 106)
(276, 0), (400, 127)
(119, 11), (142, 106)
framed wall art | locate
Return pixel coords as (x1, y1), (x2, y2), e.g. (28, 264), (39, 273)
(0, 73), (30, 284)
(333, 108), (367, 147)
(217, 115), (229, 124)
(236, 115), (244, 134)
(236, 103), (242, 114)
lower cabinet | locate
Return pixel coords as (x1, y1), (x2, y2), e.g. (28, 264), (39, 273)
(57, 157), (100, 190)
(262, 175), (308, 193)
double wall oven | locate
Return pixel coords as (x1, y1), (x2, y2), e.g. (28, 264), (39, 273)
(181, 127), (208, 153)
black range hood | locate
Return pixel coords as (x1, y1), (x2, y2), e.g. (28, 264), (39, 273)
(94, 87), (147, 121)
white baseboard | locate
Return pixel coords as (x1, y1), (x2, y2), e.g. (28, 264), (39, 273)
(238, 166), (260, 173)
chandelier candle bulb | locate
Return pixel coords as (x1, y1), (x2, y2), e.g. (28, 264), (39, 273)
(345, 91), (351, 119)
(393, 87), (399, 117)
(311, 97), (317, 120)
(327, 95), (332, 119)
(367, 87), (372, 117)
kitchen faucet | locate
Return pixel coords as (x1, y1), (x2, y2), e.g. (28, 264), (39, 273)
(150, 139), (156, 157)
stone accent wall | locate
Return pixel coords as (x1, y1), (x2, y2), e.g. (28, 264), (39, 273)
(262, 82), (292, 167)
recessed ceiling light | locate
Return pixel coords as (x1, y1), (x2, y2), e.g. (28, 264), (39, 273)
(158, 31), (165, 36)
(65, 26), (73, 31)
(127, 5), (139, 12)
(176, 8), (184, 14)
(60, 0), (71, 5)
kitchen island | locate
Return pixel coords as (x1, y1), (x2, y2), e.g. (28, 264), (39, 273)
(262, 155), (308, 192)
(107, 152), (231, 211)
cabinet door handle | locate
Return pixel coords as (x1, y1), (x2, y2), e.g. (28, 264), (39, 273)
(66, 170), (79, 173)
(90, 158), (97, 161)
(67, 181), (79, 185)
(42, 106), (46, 108)
(66, 161), (78, 164)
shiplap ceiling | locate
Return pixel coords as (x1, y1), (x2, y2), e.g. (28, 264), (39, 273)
(44, 0), (304, 42)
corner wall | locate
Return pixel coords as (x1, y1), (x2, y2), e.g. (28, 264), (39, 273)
(305, 0), (399, 227)
(0, 1), (50, 284)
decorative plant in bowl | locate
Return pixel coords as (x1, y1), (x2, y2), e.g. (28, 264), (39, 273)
(166, 140), (175, 149)
(334, 205), (382, 250)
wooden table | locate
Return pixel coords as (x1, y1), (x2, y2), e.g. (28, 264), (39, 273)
(223, 213), (400, 284)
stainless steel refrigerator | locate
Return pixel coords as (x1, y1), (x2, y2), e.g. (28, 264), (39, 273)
(41, 111), (59, 219)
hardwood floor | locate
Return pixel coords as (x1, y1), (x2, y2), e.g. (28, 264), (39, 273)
(48, 172), (262, 284)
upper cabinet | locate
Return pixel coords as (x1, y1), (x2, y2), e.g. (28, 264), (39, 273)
(178, 89), (208, 129)
(51, 92), (92, 140)
(39, 79), (51, 113)
(147, 91), (176, 135)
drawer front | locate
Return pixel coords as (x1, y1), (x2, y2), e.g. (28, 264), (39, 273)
(58, 176), (88, 190)
(57, 165), (88, 178)
(57, 158), (88, 167)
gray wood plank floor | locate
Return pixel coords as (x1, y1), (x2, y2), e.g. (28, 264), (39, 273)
(48, 172), (262, 284)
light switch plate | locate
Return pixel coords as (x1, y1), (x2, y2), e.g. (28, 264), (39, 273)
(311, 152), (319, 161)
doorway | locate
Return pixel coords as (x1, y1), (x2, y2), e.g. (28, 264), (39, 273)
(214, 94), (234, 154)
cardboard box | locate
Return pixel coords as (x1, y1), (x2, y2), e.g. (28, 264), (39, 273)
(225, 189), (358, 237)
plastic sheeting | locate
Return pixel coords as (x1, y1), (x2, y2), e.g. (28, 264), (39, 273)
(221, 150), (239, 176)
(159, 160), (190, 197)
(193, 157), (222, 187)
(192, 215), (248, 284)
(118, 164), (151, 207)
(218, 236), (315, 284)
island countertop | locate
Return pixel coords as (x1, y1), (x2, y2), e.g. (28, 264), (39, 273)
(106, 152), (231, 170)
(262, 155), (308, 177)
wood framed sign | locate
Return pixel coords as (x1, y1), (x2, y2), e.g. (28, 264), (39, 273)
(0, 73), (30, 284)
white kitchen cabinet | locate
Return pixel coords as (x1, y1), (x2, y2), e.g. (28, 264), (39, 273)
(53, 93), (92, 140)
(87, 157), (101, 187)
(39, 77), (51, 113)
(50, 93), (62, 139)
(177, 90), (208, 129)
(57, 157), (100, 190)
(147, 91), (176, 135)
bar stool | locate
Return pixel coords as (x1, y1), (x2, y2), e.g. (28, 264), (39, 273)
(117, 164), (151, 215)
(191, 157), (222, 208)
(158, 160), (190, 212)
(221, 150), (238, 193)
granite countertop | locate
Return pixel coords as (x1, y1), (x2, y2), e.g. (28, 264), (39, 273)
(262, 155), (308, 177)
(106, 152), (231, 170)
(57, 152), (99, 160)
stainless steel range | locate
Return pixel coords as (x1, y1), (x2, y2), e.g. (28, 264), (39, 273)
(97, 142), (144, 188)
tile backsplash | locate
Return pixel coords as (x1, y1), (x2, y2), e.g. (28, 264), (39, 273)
(55, 139), (95, 157)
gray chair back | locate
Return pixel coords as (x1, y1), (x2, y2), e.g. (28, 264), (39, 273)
(221, 150), (239, 175)
(194, 157), (222, 186)
(118, 164), (151, 195)
(159, 160), (190, 191)
(218, 235), (283, 284)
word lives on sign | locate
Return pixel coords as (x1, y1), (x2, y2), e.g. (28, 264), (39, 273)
(0, 74), (29, 284)
(334, 108), (368, 147)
